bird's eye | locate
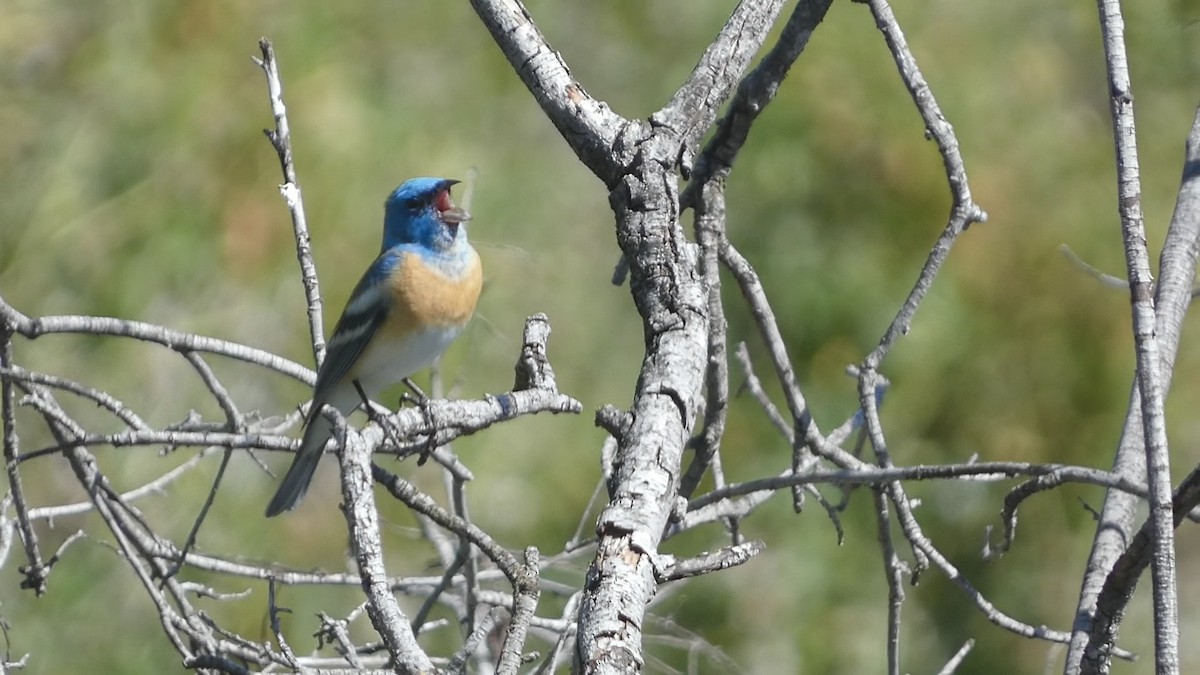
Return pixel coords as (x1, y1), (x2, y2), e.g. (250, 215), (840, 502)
(404, 197), (423, 210)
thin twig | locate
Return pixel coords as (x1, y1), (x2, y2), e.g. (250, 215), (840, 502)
(721, 241), (814, 445)
(268, 578), (302, 671)
(686, 461), (1148, 513)
(18, 385), (579, 464)
(0, 298), (312, 384)
(0, 365), (147, 430)
(872, 488), (904, 675)
(1060, 245), (1128, 290)
(167, 446), (233, 581)
(860, 0), (987, 371)
(410, 548), (469, 637)
(652, 541), (765, 582)
(254, 38), (325, 366)
(168, 351), (243, 579)
(467, 0), (625, 183)
(935, 639), (975, 675)
(28, 386), (203, 662)
(0, 326), (45, 595)
(532, 593), (581, 675)
(450, 475), (481, 638)
(680, 181), (731, 499)
(445, 606), (505, 674)
(680, 0), (835, 209)
(1082, 463), (1200, 673)
(371, 464), (524, 581)
(732, 342), (792, 442)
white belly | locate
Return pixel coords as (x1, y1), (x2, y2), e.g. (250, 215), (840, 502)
(350, 324), (464, 396)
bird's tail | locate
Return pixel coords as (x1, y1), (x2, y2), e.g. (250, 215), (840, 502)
(270, 384), (367, 514)
(264, 418), (330, 517)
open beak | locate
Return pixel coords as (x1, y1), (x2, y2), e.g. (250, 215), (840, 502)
(436, 182), (472, 224)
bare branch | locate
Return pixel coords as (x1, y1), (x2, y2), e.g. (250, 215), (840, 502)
(0, 365), (148, 430)
(25, 448), (218, 520)
(28, 387), (203, 663)
(1067, 95), (1200, 675)
(681, 0), (834, 206)
(496, 547), (541, 675)
(935, 639), (975, 675)
(1068, 4), (1182, 673)
(467, 0), (626, 182)
(168, 351), (241, 578)
(337, 423), (433, 672)
(873, 488), (904, 675)
(0, 298), (312, 385)
(269, 579), (303, 671)
(652, 540), (765, 582)
(254, 38), (325, 366)
(525, 1), (804, 667)
(655, 0), (788, 150)
(444, 606), (505, 674)
(860, 0), (987, 371)
(732, 342), (792, 442)
(371, 464), (524, 580)
(449, 474), (481, 638)
(532, 593), (580, 675)
(0, 326), (45, 595)
(1060, 245), (1128, 290)
(721, 240), (813, 442)
(1082, 464), (1200, 673)
(182, 351), (243, 430)
(680, 182), (730, 500)
(857, 367), (928, 579)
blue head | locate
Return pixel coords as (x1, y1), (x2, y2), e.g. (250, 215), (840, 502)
(382, 177), (471, 254)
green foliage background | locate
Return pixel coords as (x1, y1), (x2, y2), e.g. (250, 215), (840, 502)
(2, 1), (1198, 673)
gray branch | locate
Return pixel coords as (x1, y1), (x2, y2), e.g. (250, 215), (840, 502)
(337, 424), (433, 673)
(1083, 464), (1200, 673)
(1065, 4), (1190, 674)
(254, 38), (326, 366)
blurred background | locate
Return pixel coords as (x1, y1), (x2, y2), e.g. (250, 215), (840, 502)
(1, 1), (1198, 672)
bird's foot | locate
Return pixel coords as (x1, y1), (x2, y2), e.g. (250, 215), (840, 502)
(415, 394), (439, 466)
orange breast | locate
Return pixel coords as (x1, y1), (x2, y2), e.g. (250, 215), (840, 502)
(384, 249), (483, 335)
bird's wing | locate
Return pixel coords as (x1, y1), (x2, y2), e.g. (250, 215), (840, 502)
(306, 255), (393, 425)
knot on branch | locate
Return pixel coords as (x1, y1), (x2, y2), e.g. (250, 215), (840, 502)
(18, 563), (48, 595)
(652, 540), (766, 583)
(513, 313), (558, 392)
(594, 404), (632, 441)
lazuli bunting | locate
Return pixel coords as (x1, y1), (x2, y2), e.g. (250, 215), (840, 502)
(265, 177), (482, 517)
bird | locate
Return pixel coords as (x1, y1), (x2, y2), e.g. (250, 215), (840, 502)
(265, 177), (482, 517)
